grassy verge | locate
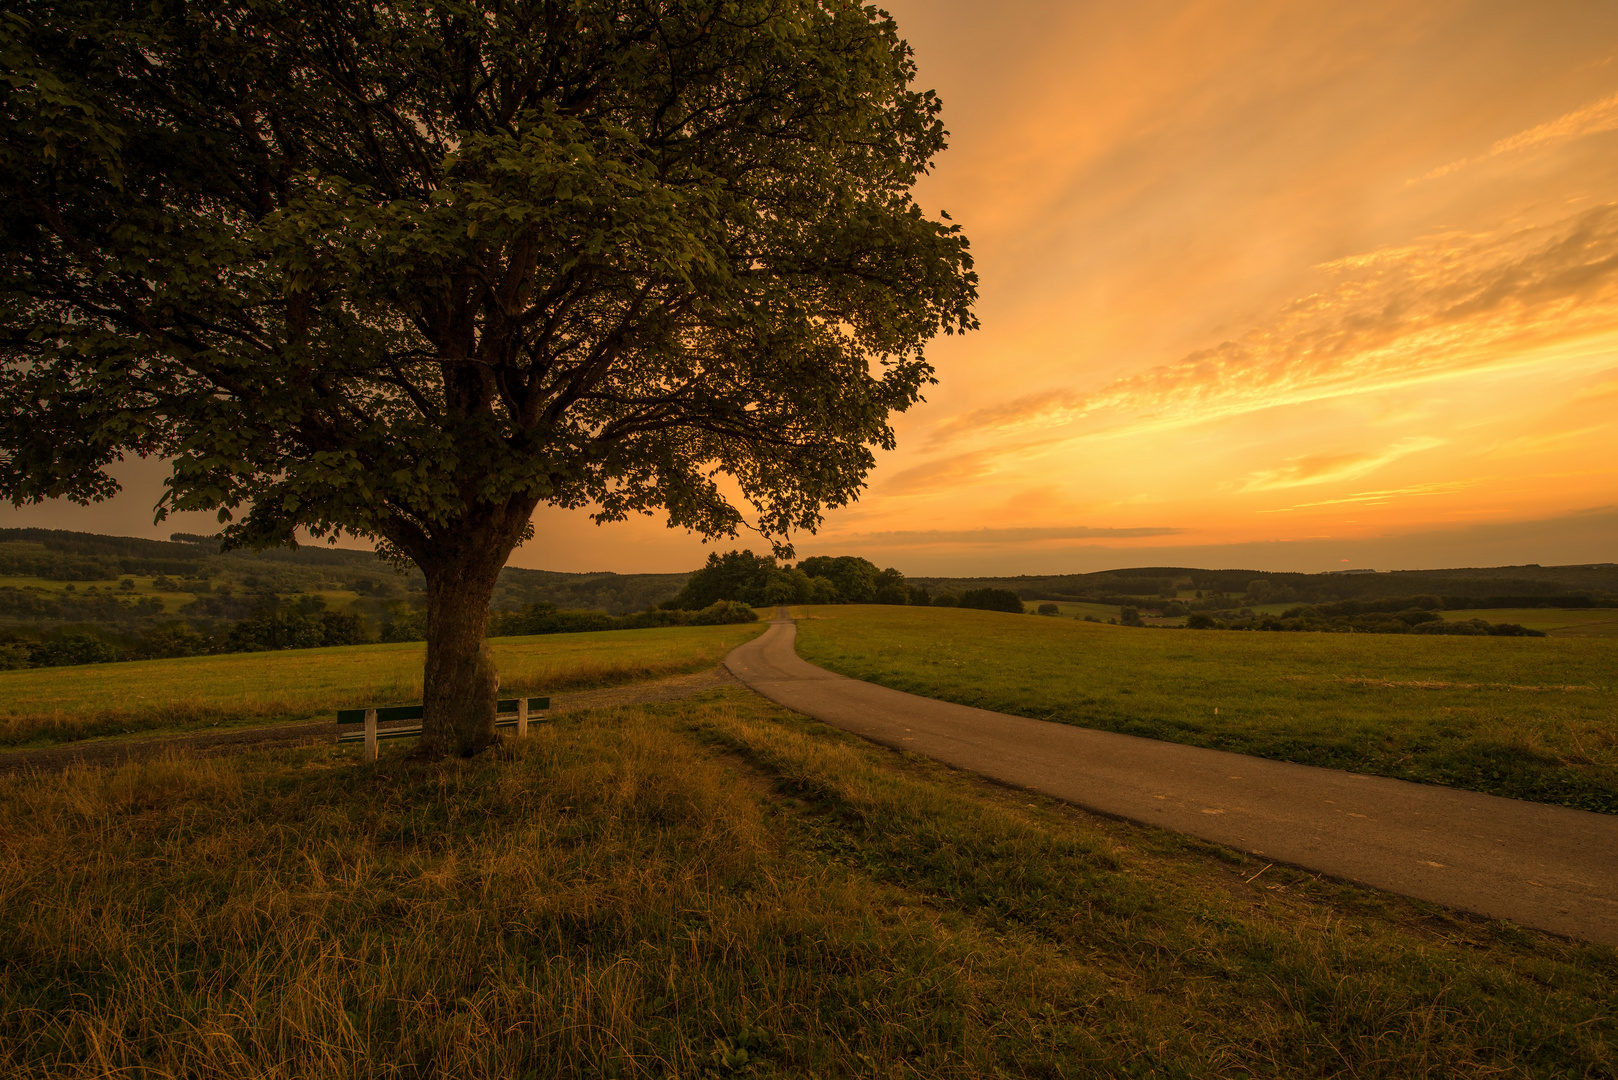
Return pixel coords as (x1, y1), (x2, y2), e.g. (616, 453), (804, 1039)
(0, 623), (763, 748)
(0, 689), (1611, 1077)
(1441, 608), (1618, 637)
(792, 605), (1618, 813)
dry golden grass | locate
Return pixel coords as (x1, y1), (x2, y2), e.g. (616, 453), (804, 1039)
(0, 623), (764, 747)
(1, 689), (1612, 1077)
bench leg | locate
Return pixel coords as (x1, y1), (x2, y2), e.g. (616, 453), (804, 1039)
(517, 699), (529, 737)
(364, 708), (378, 763)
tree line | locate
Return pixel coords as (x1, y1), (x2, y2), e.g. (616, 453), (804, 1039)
(659, 551), (1024, 613)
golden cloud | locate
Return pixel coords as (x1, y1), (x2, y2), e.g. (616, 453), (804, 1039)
(1420, 89), (1618, 182)
(808, 524), (1185, 548)
(1238, 438), (1444, 492)
(930, 203), (1618, 450)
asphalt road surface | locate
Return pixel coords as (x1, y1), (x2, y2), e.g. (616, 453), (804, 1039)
(724, 612), (1618, 945)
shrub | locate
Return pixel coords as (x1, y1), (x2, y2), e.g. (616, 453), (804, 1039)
(381, 603), (427, 642)
(135, 622), (210, 659)
(1118, 606), (1143, 627)
(1488, 622), (1546, 637)
(1411, 618), (1545, 637)
(688, 600), (760, 626)
(1185, 613), (1216, 629)
(1037, 603), (1060, 616)
(959, 588), (1023, 614)
(30, 631), (121, 667)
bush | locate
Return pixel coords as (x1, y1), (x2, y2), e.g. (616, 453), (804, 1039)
(959, 588), (1023, 614)
(688, 600), (759, 626)
(492, 602), (616, 636)
(491, 598), (758, 636)
(1037, 603), (1059, 616)
(1185, 613), (1216, 629)
(1118, 606), (1143, 627)
(29, 631), (122, 667)
(381, 604), (427, 642)
(225, 608), (370, 651)
(1411, 618), (1546, 637)
(135, 622), (210, 659)
(1488, 622), (1546, 637)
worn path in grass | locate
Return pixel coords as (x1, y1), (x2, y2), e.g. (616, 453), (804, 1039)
(0, 667), (739, 774)
(725, 613), (1618, 945)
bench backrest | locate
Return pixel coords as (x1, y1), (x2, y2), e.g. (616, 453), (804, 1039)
(337, 697), (550, 725)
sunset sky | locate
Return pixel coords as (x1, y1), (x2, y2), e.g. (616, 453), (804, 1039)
(8, 0), (1617, 575)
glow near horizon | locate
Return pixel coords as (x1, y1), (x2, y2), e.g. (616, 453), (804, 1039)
(6, 0), (1616, 576)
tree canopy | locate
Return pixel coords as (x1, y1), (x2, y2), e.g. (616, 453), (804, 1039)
(0, 0), (977, 754)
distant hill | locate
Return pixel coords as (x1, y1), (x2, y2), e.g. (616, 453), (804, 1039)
(3, 527), (1611, 615)
(909, 563), (1618, 605)
(0, 528), (690, 616)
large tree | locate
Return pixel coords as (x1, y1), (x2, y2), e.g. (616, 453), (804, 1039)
(0, 0), (976, 756)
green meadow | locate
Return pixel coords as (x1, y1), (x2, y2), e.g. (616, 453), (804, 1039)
(792, 605), (1618, 813)
(0, 623), (764, 748)
(1442, 608), (1618, 636)
(2, 690), (1613, 1078)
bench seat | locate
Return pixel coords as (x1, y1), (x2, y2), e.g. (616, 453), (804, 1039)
(337, 697), (550, 755)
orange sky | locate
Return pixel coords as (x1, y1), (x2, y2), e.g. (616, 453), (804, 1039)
(8, 0), (1617, 574)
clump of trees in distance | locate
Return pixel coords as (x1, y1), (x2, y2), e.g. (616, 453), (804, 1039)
(656, 552), (1032, 614)
(487, 600), (757, 639)
(661, 551), (927, 609)
(909, 565), (1618, 609)
(1183, 610), (1546, 636)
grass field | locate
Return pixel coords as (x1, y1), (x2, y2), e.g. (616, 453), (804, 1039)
(1025, 599), (1120, 620)
(792, 606), (1618, 813)
(1, 689), (1612, 1077)
(0, 623), (764, 748)
(1443, 608), (1618, 636)
(0, 574), (271, 615)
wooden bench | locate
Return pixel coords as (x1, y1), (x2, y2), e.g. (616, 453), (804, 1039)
(337, 697), (550, 761)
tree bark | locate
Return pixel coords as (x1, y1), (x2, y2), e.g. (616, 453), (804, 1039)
(416, 529), (515, 758)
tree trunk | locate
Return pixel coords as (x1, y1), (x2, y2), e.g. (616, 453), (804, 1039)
(417, 538), (510, 759)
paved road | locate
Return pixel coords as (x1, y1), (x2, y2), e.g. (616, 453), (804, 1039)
(724, 614), (1618, 945)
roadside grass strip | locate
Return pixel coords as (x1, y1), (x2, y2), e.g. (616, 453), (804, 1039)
(0, 690), (1612, 1078)
(0, 623), (764, 748)
(793, 606), (1618, 813)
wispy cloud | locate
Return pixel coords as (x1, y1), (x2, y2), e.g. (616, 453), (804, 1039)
(1238, 438), (1443, 492)
(1485, 425), (1609, 457)
(1259, 479), (1483, 512)
(808, 525), (1185, 548)
(929, 203), (1618, 452)
(1419, 90), (1618, 182)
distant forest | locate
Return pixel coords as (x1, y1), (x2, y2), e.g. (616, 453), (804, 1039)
(0, 528), (690, 667)
(0, 527), (1611, 667)
(909, 564), (1618, 607)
